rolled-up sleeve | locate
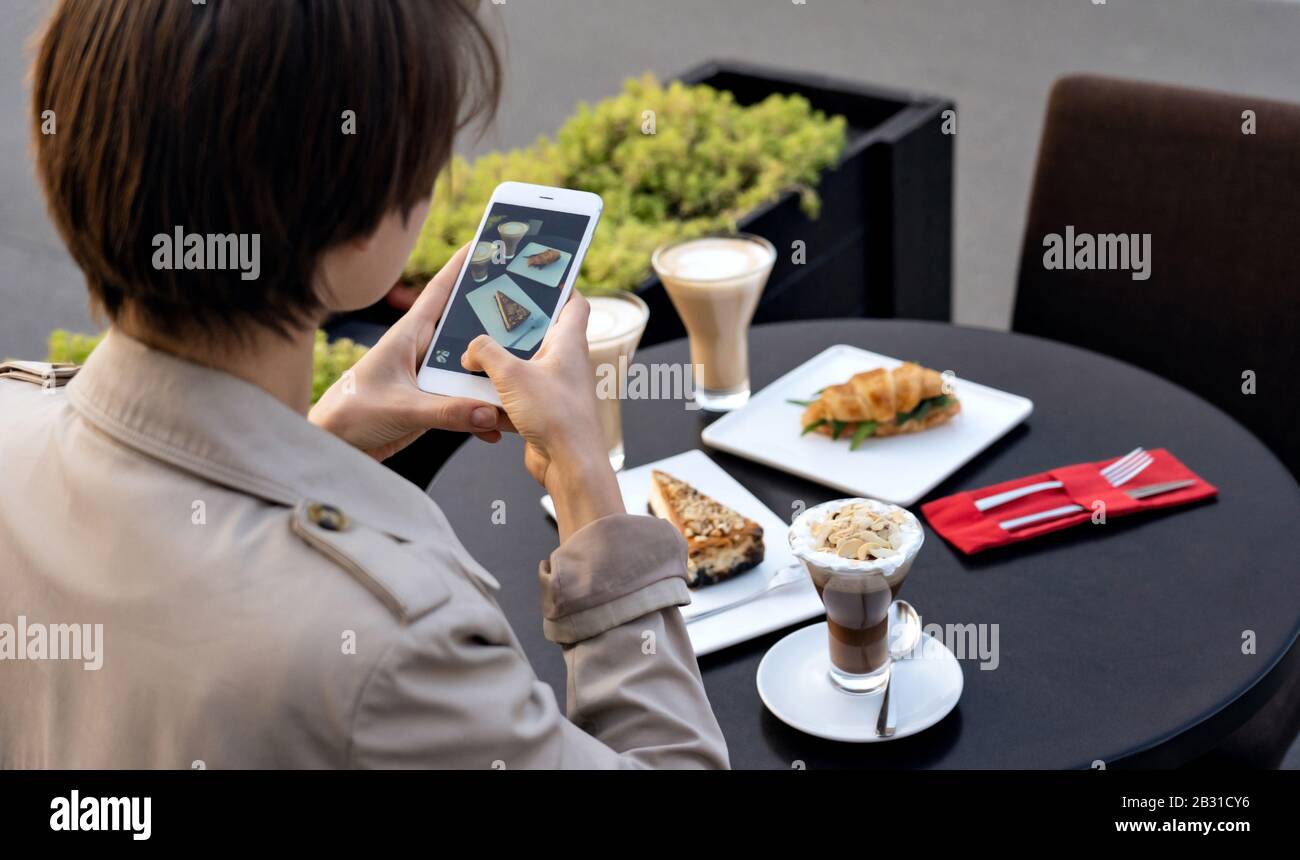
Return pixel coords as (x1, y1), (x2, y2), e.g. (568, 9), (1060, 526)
(348, 513), (729, 769)
(540, 514), (729, 768)
(540, 513), (691, 643)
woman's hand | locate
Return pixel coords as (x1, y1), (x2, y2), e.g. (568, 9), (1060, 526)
(462, 293), (624, 540)
(310, 243), (506, 461)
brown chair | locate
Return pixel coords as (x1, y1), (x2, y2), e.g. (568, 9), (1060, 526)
(1014, 74), (1300, 769)
(1013, 74), (1300, 479)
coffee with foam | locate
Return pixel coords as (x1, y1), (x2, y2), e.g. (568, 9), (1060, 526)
(584, 293), (649, 471)
(586, 294), (647, 344)
(652, 236), (775, 405)
(654, 237), (773, 283)
(789, 499), (924, 687)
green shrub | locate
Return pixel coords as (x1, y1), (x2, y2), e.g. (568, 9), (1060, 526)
(309, 331), (369, 404)
(405, 74), (847, 292)
(45, 329), (367, 405)
(45, 329), (105, 366)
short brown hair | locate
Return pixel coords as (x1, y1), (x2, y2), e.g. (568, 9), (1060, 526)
(31, 0), (500, 341)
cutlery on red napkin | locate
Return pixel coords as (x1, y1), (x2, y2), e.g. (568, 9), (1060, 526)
(920, 449), (1216, 554)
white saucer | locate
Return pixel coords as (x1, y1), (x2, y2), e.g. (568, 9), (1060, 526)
(757, 622), (963, 743)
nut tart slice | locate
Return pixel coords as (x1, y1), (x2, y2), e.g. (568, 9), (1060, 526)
(796, 361), (960, 448)
(647, 469), (765, 587)
(494, 290), (531, 332)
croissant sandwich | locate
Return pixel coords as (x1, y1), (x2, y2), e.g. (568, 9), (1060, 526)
(796, 362), (960, 448)
(526, 248), (561, 268)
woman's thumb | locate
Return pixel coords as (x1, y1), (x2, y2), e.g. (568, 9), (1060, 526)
(555, 291), (591, 335)
(463, 334), (517, 377)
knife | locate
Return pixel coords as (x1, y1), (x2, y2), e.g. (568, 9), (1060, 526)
(1124, 479), (1197, 500)
(998, 479), (1198, 531)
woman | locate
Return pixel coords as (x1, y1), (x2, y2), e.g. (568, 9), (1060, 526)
(0, 0), (727, 768)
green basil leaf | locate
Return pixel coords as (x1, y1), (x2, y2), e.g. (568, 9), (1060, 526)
(850, 421), (877, 450)
(801, 418), (828, 436)
(895, 394), (951, 426)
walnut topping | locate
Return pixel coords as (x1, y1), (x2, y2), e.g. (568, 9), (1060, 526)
(649, 469), (767, 588)
(673, 487), (747, 541)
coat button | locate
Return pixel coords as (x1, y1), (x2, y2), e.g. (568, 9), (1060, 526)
(307, 502), (349, 532)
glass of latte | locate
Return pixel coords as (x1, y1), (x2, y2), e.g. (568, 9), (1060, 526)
(497, 221), (529, 259)
(789, 499), (924, 695)
(651, 233), (776, 411)
(584, 289), (649, 471)
(469, 241), (494, 283)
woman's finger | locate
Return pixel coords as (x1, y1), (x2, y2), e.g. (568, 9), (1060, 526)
(401, 392), (501, 433)
(492, 410), (518, 434)
(555, 290), (591, 335)
(537, 290), (591, 359)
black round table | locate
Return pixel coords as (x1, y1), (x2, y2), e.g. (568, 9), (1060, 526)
(428, 320), (1300, 768)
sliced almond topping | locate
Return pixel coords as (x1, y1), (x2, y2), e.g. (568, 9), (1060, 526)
(809, 501), (913, 561)
(836, 538), (865, 558)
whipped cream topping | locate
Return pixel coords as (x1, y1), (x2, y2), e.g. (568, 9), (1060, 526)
(788, 498), (923, 576)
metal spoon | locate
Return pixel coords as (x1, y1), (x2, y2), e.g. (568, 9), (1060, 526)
(877, 600), (921, 738)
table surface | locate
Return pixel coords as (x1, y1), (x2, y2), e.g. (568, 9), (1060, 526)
(429, 319), (1300, 769)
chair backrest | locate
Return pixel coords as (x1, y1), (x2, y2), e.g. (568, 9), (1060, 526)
(1013, 74), (1300, 477)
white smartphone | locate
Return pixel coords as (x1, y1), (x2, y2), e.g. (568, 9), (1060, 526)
(416, 181), (603, 406)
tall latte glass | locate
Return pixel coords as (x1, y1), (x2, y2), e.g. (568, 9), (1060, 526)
(497, 221), (529, 259)
(789, 499), (924, 695)
(469, 241), (494, 283)
(585, 289), (649, 471)
(651, 234), (775, 411)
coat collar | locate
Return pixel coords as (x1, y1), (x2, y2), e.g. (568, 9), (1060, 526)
(65, 329), (443, 543)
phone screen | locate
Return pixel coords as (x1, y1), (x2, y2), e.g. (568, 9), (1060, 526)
(425, 202), (591, 376)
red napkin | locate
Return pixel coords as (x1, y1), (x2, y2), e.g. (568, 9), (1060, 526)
(921, 449), (1217, 554)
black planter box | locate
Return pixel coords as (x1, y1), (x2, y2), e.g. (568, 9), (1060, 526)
(635, 60), (953, 346)
(343, 62), (954, 488)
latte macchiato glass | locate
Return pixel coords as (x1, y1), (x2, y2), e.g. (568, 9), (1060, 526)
(789, 499), (924, 695)
(497, 221), (529, 259)
(469, 241), (494, 283)
(651, 234), (775, 411)
(585, 290), (649, 471)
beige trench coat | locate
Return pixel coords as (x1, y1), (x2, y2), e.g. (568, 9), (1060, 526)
(0, 331), (728, 768)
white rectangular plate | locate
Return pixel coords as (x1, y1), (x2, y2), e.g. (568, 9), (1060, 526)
(464, 275), (549, 351)
(506, 241), (572, 288)
(700, 345), (1034, 506)
(541, 449), (822, 656)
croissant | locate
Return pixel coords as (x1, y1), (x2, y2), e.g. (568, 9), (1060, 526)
(527, 249), (561, 268)
(799, 362), (960, 443)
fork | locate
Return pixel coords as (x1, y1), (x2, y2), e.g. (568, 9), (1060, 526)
(684, 563), (806, 624)
(973, 447), (1153, 512)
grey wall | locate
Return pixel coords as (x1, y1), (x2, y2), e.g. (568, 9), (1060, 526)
(2, 0), (1299, 359)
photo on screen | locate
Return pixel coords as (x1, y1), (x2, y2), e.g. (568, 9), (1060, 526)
(426, 202), (590, 376)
